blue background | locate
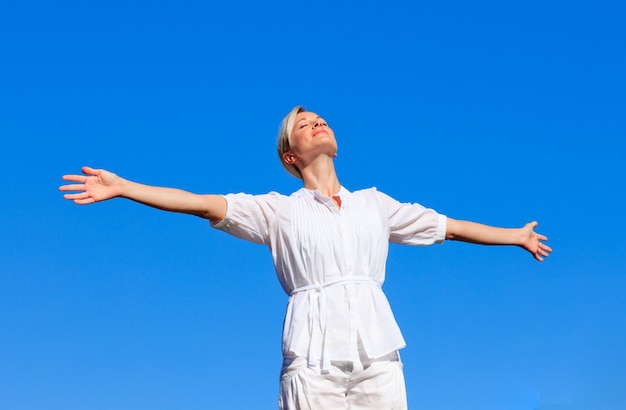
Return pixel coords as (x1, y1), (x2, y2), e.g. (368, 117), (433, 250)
(1, 1), (625, 409)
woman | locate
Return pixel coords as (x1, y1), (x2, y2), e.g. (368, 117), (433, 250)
(60, 106), (551, 409)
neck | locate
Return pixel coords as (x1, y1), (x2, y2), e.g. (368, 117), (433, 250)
(300, 157), (341, 197)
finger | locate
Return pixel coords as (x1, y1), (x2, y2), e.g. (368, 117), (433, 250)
(536, 245), (552, 259)
(74, 197), (95, 205)
(62, 174), (88, 183)
(63, 192), (89, 200)
(533, 248), (543, 261)
(59, 183), (86, 192)
(82, 166), (98, 175)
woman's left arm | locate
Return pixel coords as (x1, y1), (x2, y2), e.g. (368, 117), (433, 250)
(445, 218), (552, 262)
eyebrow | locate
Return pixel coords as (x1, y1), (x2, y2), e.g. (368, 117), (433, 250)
(296, 116), (323, 124)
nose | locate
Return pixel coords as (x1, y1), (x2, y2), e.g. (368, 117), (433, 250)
(313, 120), (324, 128)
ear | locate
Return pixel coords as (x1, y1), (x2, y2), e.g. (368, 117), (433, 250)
(283, 151), (297, 165)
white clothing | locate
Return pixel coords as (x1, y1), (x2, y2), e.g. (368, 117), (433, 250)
(212, 186), (446, 370)
(279, 345), (407, 410)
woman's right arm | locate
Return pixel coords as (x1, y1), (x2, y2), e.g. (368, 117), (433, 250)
(59, 166), (227, 223)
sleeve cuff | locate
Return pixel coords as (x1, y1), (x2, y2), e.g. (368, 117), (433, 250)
(435, 214), (447, 243)
(210, 194), (231, 230)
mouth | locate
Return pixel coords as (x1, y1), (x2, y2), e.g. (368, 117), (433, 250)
(313, 130), (328, 137)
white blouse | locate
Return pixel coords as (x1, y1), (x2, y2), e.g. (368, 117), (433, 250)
(213, 187), (446, 371)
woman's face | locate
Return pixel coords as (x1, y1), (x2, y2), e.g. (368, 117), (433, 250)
(289, 111), (337, 160)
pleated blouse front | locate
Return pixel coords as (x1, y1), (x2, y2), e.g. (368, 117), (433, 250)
(212, 186), (446, 367)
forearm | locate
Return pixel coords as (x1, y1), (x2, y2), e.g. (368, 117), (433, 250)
(445, 218), (523, 246)
(120, 178), (226, 222)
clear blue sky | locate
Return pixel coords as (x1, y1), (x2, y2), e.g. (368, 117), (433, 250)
(1, 1), (625, 409)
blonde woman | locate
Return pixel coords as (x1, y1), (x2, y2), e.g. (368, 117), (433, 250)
(60, 106), (551, 409)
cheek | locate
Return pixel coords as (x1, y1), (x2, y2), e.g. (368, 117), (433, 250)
(327, 129), (337, 143)
(290, 130), (307, 147)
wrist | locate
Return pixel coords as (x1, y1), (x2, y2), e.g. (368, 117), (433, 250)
(117, 177), (132, 198)
(517, 226), (532, 248)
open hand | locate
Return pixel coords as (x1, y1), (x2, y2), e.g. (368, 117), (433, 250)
(59, 166), (123, 204)
(520, 221), (552, 262)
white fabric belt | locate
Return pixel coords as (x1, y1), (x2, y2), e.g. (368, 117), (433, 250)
(290, 277), (381, 373)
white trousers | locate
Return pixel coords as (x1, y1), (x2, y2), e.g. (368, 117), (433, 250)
(278, 350), (407, 410)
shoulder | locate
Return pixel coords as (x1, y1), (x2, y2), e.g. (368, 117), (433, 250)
(288, 187), (308, 199)
(221, 191), (290, 212)
(349, 186), (396, 203)
(224, 191), (287, 201)
(347, 186), (379, 197)
(345, 187), (393, 212)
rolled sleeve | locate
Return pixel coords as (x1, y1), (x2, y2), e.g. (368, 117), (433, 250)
(375, 189), (447, 246)
(211, 192), (281, 245)
(434, 213), (447, 243)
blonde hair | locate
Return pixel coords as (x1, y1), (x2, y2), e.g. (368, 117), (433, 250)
(277, 105), (306, 179)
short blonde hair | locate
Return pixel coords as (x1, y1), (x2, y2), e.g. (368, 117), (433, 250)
(277, 105), (306, 179)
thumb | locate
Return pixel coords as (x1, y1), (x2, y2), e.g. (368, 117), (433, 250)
(82, 166), (98, 176)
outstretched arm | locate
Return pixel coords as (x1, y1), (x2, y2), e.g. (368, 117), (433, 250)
(59, 166), (227, 223)
(446, 218), (552, 262)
